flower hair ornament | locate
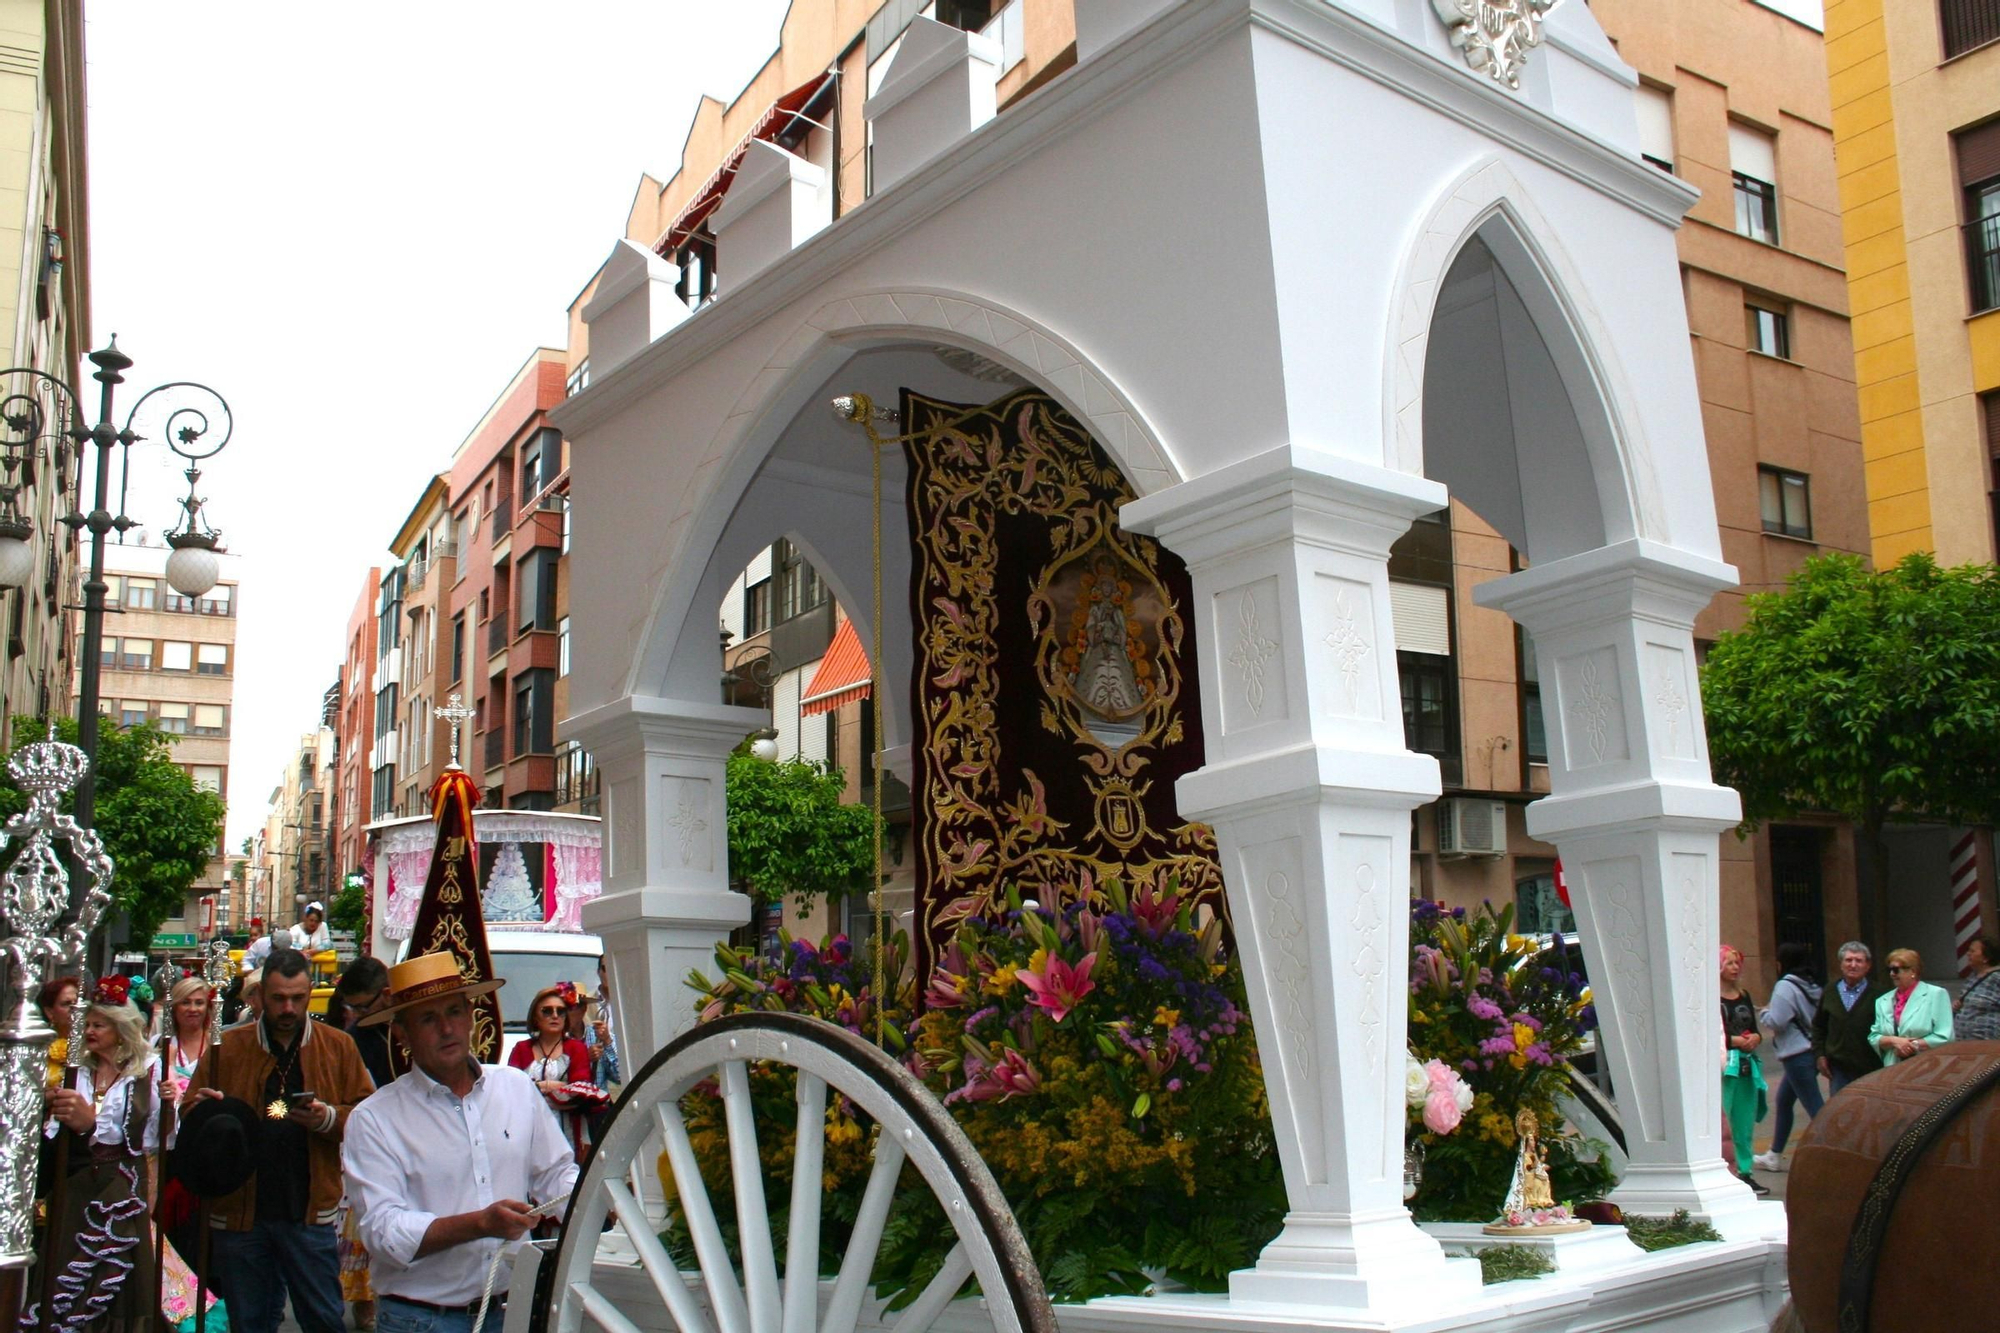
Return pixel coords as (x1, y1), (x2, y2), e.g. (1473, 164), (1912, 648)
(127, 977), (154, 1007)
(553, 981), (581, 1009)
(92, 975), (132, 1007)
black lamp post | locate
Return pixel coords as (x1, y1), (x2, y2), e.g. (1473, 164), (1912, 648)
(0, 339), (231, 958)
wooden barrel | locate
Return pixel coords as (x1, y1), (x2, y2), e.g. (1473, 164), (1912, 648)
(1786, 1040), (2000, 1332)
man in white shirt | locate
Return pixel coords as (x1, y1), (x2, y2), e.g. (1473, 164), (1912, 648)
(243, 917), (272, 974)
(290, 903), (331, 953)
(343, 952), (576, 1332)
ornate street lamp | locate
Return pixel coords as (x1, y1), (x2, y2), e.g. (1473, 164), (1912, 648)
(0, 725), (114, 1274)
(0, 339), (230, 957)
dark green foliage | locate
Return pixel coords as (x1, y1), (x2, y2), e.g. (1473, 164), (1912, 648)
(1473, 1244), (1554, 1285)
(329, 877), (366, 933)
(0, 715), (225, 942)
(1702, 553), (2000, 942)
(725, 752), (875, 908)
(1625, 1209), (1722, 1252)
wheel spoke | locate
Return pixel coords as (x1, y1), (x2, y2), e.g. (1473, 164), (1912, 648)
(574, 1282), (646, 1333)
(782, 1072), (829, 1333)
(655, 1098), (750, 1333)
(819, 1138), (906, 1333)
(721, 1059), (783, 1333)
(607, 1177), (714, 1333)
(885, 1243), (973, 1333)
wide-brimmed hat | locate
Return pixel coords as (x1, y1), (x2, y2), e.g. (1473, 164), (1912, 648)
(358, 951), (503, 1027)
(171, 1095), (262, 1197)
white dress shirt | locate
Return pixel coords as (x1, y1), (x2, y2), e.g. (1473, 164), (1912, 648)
(244, 935), (273, 973)
(48, 1056), (164, 1152)
(343, 1060), (577, 1305)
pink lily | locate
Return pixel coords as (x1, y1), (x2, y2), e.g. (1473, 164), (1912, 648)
(1017, 950), (1097, 1024)
(949, 1048), (1043, 1104)
(1130, 880), (1181, 937)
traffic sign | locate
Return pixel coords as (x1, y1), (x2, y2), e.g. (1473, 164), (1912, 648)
(151, 933), (198, 949)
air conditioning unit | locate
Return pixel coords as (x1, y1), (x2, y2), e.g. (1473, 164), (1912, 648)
(1437, 798), (1507, 857)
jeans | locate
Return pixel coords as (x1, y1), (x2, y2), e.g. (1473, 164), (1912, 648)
(1829, 1065), (1873, 1098)
(1769, 1050), (1826, 1153)
(377, 1297), (481, 1333)
(209, 1220), (346, 1333)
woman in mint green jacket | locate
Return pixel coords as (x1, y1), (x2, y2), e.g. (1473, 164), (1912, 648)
(1869, 947), (1953, 1066)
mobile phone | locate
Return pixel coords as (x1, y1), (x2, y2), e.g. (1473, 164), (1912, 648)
(287, 1091), (316, 1107)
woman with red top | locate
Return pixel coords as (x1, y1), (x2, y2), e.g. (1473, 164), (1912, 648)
(506, 982), (604, 1161)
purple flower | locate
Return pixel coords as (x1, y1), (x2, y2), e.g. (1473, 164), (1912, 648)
(1467, 995), (1503, 1021)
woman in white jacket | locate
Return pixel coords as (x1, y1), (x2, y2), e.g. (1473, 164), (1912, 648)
(1754, 941), (1825, 1171)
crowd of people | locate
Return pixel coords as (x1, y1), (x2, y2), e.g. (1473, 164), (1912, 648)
(27, 933), (620, 1333)
(1718, 934), (1999, 1195)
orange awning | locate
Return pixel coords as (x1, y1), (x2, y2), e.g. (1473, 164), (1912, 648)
(800, 618), (872, 717)
(660, 72), (834, 255)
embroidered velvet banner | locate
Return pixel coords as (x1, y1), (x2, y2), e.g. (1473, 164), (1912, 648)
(398, 768), (504, 1069)
(903, 387), (1223, 973)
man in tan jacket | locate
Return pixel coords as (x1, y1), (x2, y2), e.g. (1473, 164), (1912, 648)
(188, 947), (374, 1333)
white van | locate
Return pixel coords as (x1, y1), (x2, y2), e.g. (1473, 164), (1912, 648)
(397, 928), (602, 1065)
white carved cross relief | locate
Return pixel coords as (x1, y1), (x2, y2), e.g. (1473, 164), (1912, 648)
(667, 780), (710, 867)
(1226, 592), (1281, 718)
(1568, 655), (1618, 765)
(1322, 590), (1371, 713)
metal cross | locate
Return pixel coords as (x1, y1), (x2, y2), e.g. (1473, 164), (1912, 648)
(434, 692), (477, 768)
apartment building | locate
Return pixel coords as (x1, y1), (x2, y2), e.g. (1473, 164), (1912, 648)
(87, 543), (240, 935)
(331, 569), (378, 881)
(389, 476), (458, 815)
(272, 728), (335, 922)
(0, 0), (88, 751)
(442, 348), (569, 810)
(1821, 0), (2000, 566)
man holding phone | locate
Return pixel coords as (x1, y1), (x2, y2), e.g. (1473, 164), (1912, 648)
(343, 952), (578, 1333)
(188, 947), (376, 1333)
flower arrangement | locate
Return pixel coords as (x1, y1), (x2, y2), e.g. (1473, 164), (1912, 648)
(677, 876), (1283, 1305)
(1403, 899), (1615, 1221)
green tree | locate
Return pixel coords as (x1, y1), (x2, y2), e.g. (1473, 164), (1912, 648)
(329, 873), (367, 934)
(1700, 553), (2000, 948)
(0, 716), (227, 944)
(725, 752), (875, 908)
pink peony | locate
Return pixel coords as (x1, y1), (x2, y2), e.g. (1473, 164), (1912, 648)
(1422, 1088), (1464, 1134)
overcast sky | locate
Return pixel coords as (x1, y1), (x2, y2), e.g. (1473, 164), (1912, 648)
(83, 1), (791, 851)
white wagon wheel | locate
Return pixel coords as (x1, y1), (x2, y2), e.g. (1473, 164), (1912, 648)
(526, 1011), (1056, 1333)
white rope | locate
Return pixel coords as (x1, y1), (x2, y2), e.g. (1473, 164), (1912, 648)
(469, 1240), (507, 1333)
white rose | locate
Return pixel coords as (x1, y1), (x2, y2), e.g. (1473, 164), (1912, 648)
(1453, 1077), (1474, 1114)
(1404, 1055), (1430, 1108)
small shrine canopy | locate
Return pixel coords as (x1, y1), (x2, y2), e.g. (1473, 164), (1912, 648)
(800, 617), (871, 717)
(366, 809), (603, 952)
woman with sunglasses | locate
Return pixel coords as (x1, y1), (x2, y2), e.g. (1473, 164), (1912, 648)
(1869, 948), (1952, 1066)
(507, 982), (603, 1161)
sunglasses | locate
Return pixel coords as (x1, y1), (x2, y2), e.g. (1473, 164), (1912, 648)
(536, 1005), (567, 1017)
(1887, 965), (1909, 973)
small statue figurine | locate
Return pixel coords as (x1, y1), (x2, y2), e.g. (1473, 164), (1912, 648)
(1483, 1107), (1591, 1234)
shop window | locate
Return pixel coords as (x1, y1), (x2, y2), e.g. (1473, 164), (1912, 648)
(1514, 871), (1575, 937)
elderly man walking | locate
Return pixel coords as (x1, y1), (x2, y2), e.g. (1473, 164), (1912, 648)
(343, 953), (578, 1333)
(1812, 940), (1885, 1097)
(188, 946), (376, 1333)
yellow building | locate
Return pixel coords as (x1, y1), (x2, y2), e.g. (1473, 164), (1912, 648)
(1823, 0), (2000, 564)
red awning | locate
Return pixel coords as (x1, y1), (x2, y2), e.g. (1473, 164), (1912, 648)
(660, 72), (834, 255)
(800, 618), (872, 717)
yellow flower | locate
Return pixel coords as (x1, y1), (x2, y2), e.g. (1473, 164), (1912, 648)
(984, 965), (1019, 996)
(1513, 1022), (1536, 1051)
(1152, 1006), (1180, 1028)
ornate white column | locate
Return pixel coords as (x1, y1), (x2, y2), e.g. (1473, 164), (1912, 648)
(1125, 445), (1483, 1315)
(1475, 540), (1766, 1232)
(569, 695), (763, 1067)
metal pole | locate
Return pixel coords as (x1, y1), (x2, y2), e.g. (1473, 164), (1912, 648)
(70, 343), (132, 948)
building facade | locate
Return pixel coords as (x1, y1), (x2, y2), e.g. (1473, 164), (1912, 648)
(332, 568), (379, 883)
(0, 0), (88, 752)
(85, 544), (239, 935)
(442, 348), (568, 811)
(1821, 0), (2000, 567)
(388, 476), (458, 816)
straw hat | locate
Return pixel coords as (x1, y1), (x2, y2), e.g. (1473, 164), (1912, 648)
(357, 951), (503, 1027)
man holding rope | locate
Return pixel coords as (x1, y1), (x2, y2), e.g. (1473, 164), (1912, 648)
(342, 952), (577, 1333)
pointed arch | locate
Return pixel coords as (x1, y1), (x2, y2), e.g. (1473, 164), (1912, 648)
(1385, 156), (1667, 555)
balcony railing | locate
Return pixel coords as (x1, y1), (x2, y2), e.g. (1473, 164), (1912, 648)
(487, 614), (510, 655)
(1968, 212), (2000, 314)
(484, 729), (505, 770)
(407, 559), (428, 593)
(491, 499), (513, 541)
